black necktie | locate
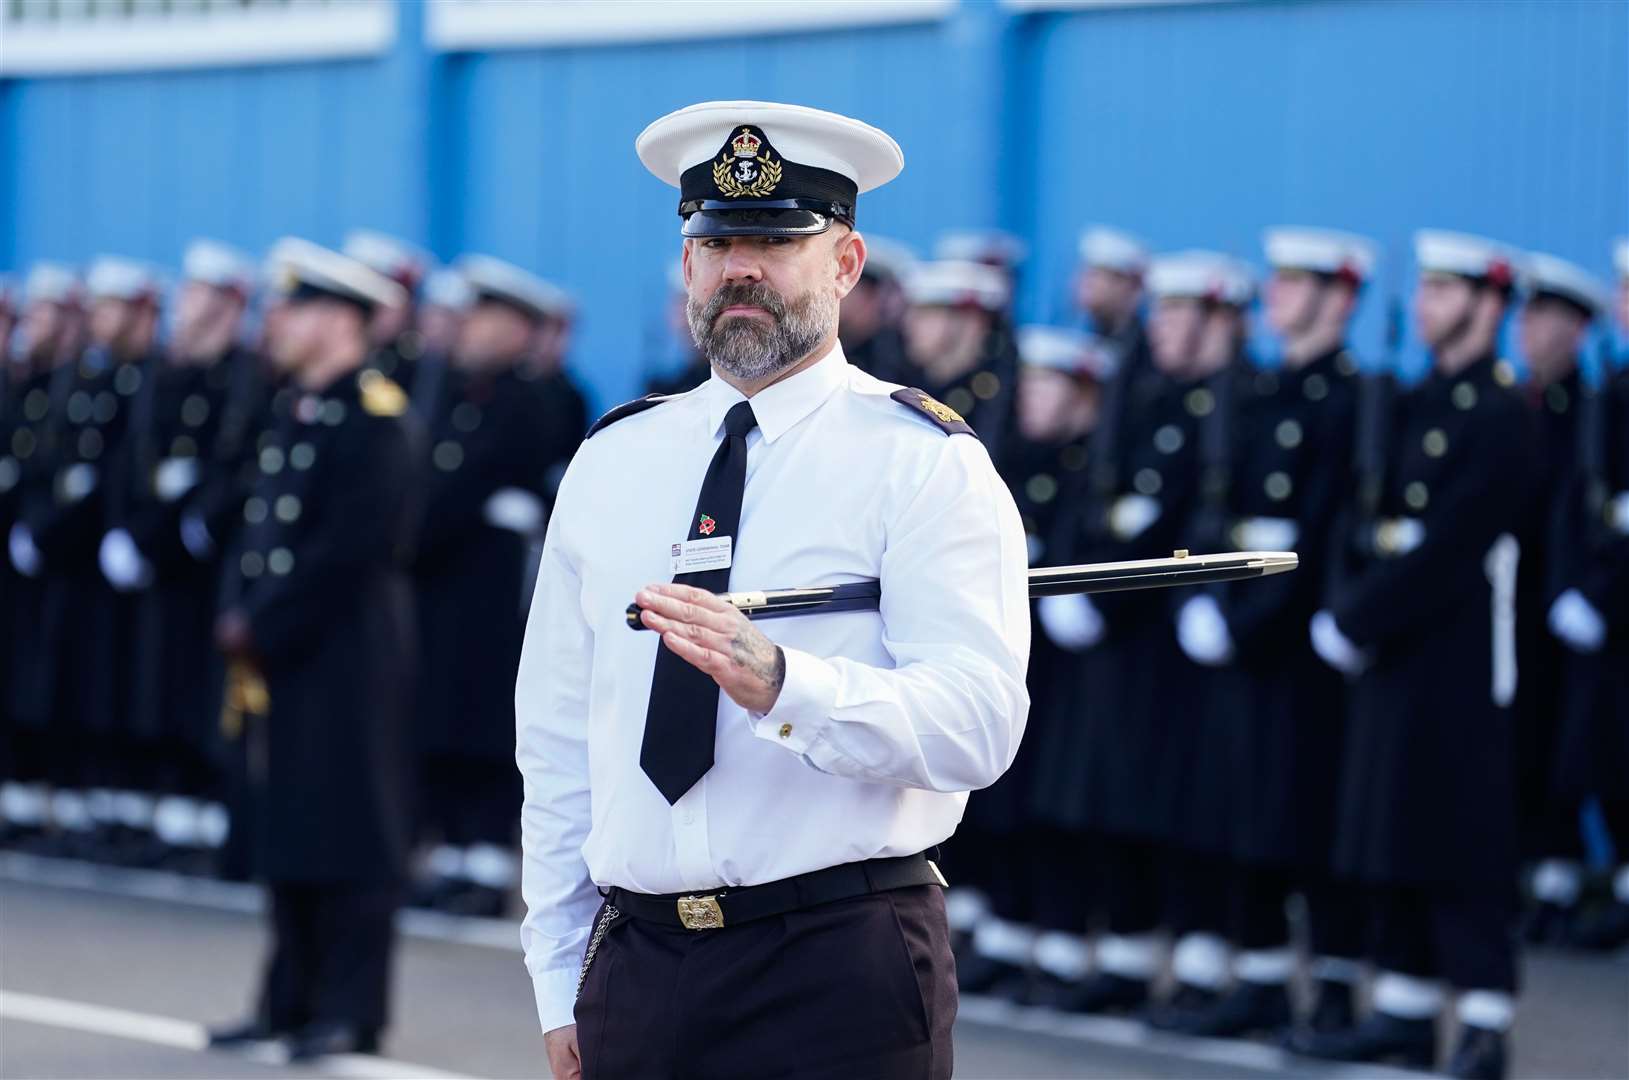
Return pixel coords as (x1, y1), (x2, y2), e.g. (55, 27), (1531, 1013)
(640, 400), (758, 804)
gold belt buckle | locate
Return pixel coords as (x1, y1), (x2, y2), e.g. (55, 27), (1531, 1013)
(676, 894), (724, 931)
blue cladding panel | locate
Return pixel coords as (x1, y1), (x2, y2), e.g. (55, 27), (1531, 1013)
(3, 1), (1625, 407)
(1018, 0), (1629, 375)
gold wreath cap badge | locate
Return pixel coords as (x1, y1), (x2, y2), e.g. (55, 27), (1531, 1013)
(712, 126), (784, 199)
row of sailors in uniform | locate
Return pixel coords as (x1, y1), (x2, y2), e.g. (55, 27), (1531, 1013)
(0, 232), (586, 917)
(905, 228), (1626, 1080)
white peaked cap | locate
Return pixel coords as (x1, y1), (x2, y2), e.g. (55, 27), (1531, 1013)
(1078, 225), (1150, 274)
(265, 236), (406, 311)
(1147, 250), (1255, 306)
(24, 262), (79, 305)
(457, 254), (572, 321)
(934, 229), (1028, 268)
(342, 229), (429, 288)
(637, 100), (903, 194)
(1414, 229), (1519, 285)
(1522, 251), (1608, 316)
(903, 260), (1010, 312)
(1019, 324), (1118, 382)
(183, 239), (256, 292)
(86, 255), (164, 302)
(859, 235), (918, 283)
(422, 267), (475, 311)
(1263, 226), (1378, 282)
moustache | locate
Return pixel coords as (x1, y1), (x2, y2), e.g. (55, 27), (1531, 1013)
(701, 283), (788, 325)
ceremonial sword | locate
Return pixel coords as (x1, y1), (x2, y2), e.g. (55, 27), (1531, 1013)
(626, 549), (1298, 630)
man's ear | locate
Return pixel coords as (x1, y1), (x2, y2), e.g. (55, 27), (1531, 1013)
(681, 240), (694, 290)
(834, 229), (867, 300)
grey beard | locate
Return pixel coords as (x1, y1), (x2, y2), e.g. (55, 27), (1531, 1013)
(687, 283), (836, 380)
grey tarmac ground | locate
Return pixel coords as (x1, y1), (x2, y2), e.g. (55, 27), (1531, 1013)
(0, 858), (1624, 1080)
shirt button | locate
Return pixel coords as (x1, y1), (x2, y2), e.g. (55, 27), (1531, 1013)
(681, 809), (695, 825)
(779, 723), (793, 740)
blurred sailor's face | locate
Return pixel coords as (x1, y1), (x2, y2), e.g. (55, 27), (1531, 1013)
(173, 282), (243, 362)
(1149, 297), (1205, 376)
(90, 297), (157, 357)
(1265, 270), (1321, 336)
(902, 303), (989, 375)
(1519, 296), (1587, 388)
(20, 302), (67, 367)
(1077, 267), (1141, 329)
(1018, 366), (1097, 443)
(418, 304), (464, 356)
(368, 299), (412, 346)
(456, 300), (535, 373)
(1413, 273), (1477, 350)
(683, 226), (861, 381)
(268, 298), (355, 373)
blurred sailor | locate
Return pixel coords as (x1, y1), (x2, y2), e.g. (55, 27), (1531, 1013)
(1540, 240), (1629, 951)
(411, 254), (574, 917)
(839, 235), (915, 383)
(344, 228), (428, 386)
(207, 238), (422, 1062)
(1300, 231), (1533, 1079)
(1161, 228), (1372, 1037)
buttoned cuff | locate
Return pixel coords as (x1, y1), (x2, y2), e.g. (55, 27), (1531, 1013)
(751, 646), (839, 755)
(531, 966), (582, 1036)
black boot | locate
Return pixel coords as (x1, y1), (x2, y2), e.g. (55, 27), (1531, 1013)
(285, 1021), (379, 1062)
(1169, 980), (1292, 1037)
(1288, 1011), (1437, 1070)
(956, 950), (1028, 995)
(1050, 970), (1149, 1014)
(1519, 900), (1573, 946)
(1569, 899), (1629, 952)
(1301, 978), (1356, 1034)
(1446, 1024), (1507, 1080)
(1143, 981), (1221, 1031)
(207, 1018), (287, 1048)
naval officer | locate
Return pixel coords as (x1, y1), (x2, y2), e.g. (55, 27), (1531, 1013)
(516, 100), (1030, 1080)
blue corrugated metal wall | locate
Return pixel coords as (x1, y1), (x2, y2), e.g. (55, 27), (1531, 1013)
(3, 0), (1625, 409)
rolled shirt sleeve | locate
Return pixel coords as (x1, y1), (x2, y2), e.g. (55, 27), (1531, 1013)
(751, 435), (1032, 793)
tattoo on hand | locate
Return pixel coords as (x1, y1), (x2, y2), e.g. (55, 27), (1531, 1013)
(731, 625), (786, 691)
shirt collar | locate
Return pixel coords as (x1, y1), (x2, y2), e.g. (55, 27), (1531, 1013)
(703, 340), (850, 444)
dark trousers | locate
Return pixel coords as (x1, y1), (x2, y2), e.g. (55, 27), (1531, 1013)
(1369, 883), (1519, 993)
(1224, 863), (1293, 950)
(576, 884), (956, 1080)
(1305, 872), (1366, 961)
(1089, 833), (1164, 936)
(1025, 827), (1093, 933)
(257, 881), (401, 1034)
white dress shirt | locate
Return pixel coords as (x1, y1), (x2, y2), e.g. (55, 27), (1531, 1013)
(515, 342), (1030, 1034)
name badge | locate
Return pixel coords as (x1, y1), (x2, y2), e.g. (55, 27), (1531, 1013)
(671, 536), (732, 575)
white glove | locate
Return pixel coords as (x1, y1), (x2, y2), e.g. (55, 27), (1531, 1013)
(179, 512), (215, 561)
(98, 528), (154, 592)
(1038, 593), (1106, 651)
(1177, 594), (1235, 666)
(482, 487), (545, 536)
(1549, 589), (1606, 654)
(1310, 609), (1372, 676)
(8, 524), (42, 578)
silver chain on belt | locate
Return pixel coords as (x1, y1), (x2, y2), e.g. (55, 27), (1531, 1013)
(576, 904), (620, 998)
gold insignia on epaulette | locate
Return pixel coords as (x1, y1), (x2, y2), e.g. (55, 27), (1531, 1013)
(359, 369), (407, 417)
(918, 393), (964, 425)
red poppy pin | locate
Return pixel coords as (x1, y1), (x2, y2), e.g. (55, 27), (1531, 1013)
(698, 514), (717, 537)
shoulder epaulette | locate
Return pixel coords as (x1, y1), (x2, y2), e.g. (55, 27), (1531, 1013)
(358, 369), (407, 418)
(586, 393), (671, 438)
(890, 387), (977, 437)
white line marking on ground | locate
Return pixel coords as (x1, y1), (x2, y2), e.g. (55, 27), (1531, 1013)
(0, 990), (484, 1080)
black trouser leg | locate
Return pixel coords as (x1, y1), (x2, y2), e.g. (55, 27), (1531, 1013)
(1228, 863), (1293, 950)
(258, 884), (320, 1032)
(1028, 827), (1092, 934)
(1304, 872), (1366, 961)
(310, 883), (401, 1034)
(1161, 849), (1229, 937)
(1094, 834), (1162, 936)
(1371, 884), (1518, 993)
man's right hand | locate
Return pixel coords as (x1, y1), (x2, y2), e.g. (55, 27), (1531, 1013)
(544, 1024), (581, 1080)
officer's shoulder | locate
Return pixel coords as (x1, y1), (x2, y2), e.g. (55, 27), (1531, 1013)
(849, 373), (977, 439)
(586, 386), (699, 439)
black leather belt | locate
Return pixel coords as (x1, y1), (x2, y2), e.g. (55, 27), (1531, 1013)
(607, 851), (948, 932)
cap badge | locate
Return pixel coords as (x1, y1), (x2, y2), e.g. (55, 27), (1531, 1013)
(698, 514), (717, 537)
(713, 127), (783, 198)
